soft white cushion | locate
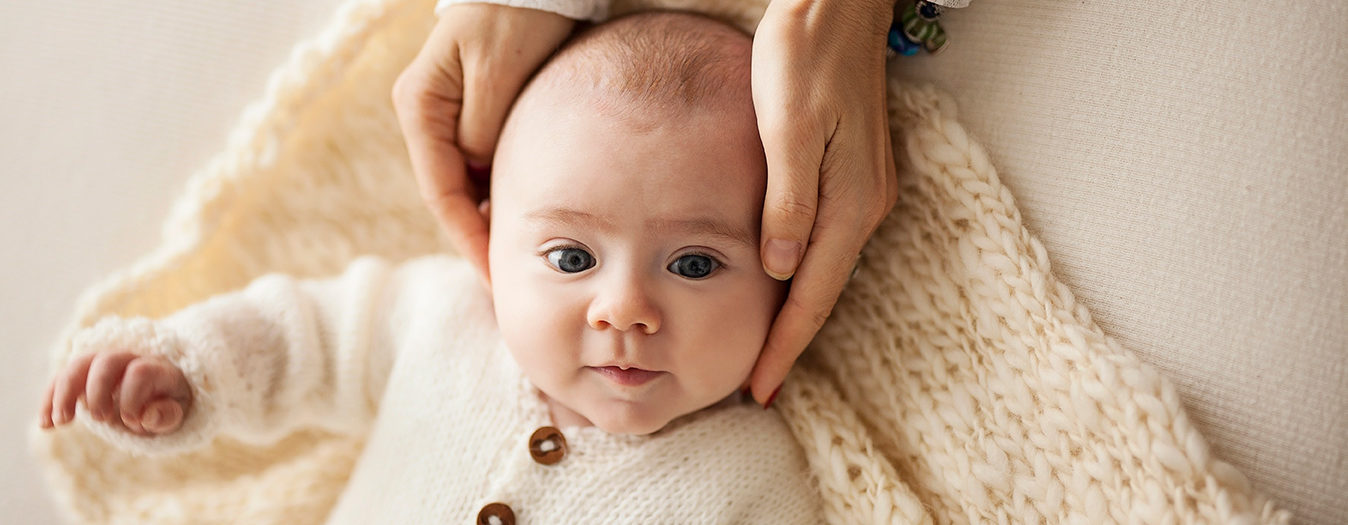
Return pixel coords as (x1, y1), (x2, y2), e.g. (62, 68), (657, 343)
(894, 1), (1347, 522)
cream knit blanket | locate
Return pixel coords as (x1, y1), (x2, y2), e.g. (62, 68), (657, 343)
(30, 0), (1289, 523)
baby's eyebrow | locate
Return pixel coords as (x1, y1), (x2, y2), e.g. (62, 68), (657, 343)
(650, 217), (756, 249)
(526, 208), (756, 248)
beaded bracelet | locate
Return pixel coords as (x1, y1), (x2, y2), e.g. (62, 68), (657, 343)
(887, 0), (963, 58)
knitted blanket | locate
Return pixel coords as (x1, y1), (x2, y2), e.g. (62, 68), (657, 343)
(30, 0), (1289, 523)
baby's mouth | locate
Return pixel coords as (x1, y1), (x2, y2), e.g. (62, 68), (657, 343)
(589, 366), (664, 387)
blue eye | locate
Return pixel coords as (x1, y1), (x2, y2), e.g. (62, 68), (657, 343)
(546, 247), (595, 273)
(668, 254), (718, 279)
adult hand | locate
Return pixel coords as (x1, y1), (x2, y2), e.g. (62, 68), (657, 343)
(393, 4), (575, 284)
(748, 0), (898, 405)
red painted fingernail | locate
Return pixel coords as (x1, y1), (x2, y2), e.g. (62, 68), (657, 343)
(763, 385), (782, 410)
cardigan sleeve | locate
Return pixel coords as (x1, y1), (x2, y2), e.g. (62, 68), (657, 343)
(434, 0), (610, 21)
(71, 256), (455, 455)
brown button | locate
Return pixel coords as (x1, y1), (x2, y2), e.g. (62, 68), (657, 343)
(477, 502), (515, 525)
(528, 426), (567, 465)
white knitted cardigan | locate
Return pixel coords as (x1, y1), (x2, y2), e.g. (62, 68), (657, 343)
(29, 0), (1289, 523)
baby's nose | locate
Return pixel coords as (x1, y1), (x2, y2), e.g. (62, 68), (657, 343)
(586, 281), (661, 335)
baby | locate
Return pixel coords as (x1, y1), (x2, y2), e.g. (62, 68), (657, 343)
(39, 11), (823, 524)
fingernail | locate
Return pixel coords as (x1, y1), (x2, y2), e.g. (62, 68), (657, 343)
(763, 385), (782, 410)
(764, 239), (801, 280)
(143, 408), (160, 428)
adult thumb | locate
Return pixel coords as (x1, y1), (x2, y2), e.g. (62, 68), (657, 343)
(759, 128), (824, 280)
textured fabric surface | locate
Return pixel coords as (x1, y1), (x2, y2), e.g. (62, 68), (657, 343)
(29, 0), (1293, 523)
(68, 257), (822, 523)
(894, 2), (1347, 523)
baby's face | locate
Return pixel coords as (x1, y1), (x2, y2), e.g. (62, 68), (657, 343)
(488, 99), (783, 435)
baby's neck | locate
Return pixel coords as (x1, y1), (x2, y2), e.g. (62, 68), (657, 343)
(542, 393), (594, 428)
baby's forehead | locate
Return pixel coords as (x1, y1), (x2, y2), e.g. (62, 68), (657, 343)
(508, 11), (754, 128)
(490, 11), (764, 220)
(491, 96), (767, 238)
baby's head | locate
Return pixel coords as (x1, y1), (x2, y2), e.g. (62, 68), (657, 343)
(488, 11), (784, 435)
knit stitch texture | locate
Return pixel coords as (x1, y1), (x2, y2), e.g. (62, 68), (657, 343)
(29, 0), (1289, 523)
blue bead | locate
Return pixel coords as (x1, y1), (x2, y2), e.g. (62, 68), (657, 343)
(887, 27), (922, 57)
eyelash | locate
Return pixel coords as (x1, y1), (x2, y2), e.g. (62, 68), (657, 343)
(537, 245), (726, 277)
(674, 250), (725, 272)
(539, 244), (594, 273)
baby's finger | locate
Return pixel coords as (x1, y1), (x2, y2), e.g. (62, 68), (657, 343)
(140, 398), (184, 435)
(51, 353), (97, 425)
(38, 381), (55, 429)
(117, 358), (165, 433)
(118, 356), (181, 434)
(86, 352), (137, 423)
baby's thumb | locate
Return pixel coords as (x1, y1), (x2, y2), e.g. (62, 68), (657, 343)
(140, 398), (184, 434)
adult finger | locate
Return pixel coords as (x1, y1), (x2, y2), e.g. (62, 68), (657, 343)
(458, 56), (535, 166)
(86, 351), (137, 422)
(749, 221), (863, 404)
(457, 8), (573, 165)
(52, 353), (96, 425)
(393, 61), (491, 283)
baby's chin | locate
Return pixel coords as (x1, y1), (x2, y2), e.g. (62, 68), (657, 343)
(581, 391), (738, 435)
(583, 404), (678, 436)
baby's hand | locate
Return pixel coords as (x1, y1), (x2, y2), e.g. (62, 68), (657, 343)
(39, 351), (191, 435)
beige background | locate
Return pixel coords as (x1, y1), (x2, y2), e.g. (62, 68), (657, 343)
(892, 2), (1346, 523)
(1, 1), (344, 522)
(3, 0), (1343, 523)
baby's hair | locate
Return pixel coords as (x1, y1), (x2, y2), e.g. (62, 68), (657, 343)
(519, 10), (754, 119)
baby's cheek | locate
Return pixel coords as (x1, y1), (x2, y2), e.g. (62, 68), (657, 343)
(495, 282), (585, 378)
(692, 316), (765, 389)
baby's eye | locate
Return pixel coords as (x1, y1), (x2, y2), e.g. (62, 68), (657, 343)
(546, 247), (595, 273)
(667, 254), (718, 279)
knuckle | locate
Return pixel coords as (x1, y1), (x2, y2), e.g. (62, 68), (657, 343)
(86, 353), (112, 376)
(785, 294), (834, 331)
(124, 359), (157, 384)
(866, 192), (892, 226)
(418, 186), (459, 211)
(806, 304), (833, 330)
(391, 71), (420, 108)
(768, 197), (817, 225)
